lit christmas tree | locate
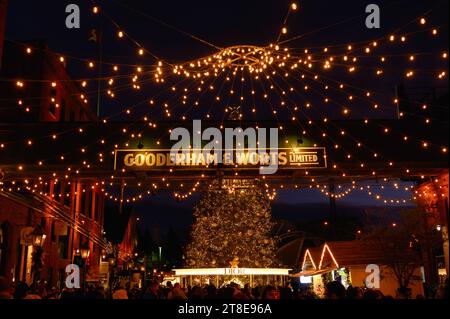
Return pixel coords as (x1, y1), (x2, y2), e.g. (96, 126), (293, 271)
(185, 179), (279, 268)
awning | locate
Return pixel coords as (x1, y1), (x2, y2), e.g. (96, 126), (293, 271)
(290, 267), (337, 278)
(173, 268), (292, 276)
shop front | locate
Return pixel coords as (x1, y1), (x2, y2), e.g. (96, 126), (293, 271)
(173, 268), (292, 288)
(293, 241), (425, 298)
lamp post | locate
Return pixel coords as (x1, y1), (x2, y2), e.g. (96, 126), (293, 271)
(158, 246), (162, 271)
(108, 254), (117, 298)
(31, 226), (45, 284)
(31, 226), (46, 248)
(80, 243), (90, 294)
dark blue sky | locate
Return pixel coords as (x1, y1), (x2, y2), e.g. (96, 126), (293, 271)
(5, 0), (448, 121)
(5, 0), (448, 230)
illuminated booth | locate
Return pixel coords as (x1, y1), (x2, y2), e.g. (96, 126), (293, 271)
(173, 268), (292, 288)
(293, 241), (425, 298)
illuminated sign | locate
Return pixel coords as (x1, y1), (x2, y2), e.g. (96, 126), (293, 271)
(173, 268), (292, 276)
(114, 147), (327, 171)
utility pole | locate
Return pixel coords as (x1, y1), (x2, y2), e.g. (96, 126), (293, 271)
(119, 180), (125, 214)
(329, 181), (337, 240)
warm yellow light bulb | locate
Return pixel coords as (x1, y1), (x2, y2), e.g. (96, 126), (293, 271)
(291, 3), (298, 10)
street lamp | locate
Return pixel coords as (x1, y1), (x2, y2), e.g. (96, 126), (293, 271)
(80, 244), (90, 260)
(32, 226), (46, 247)
(79, 243), (90, 294)
(108, 255), (117, 267)
(108, 254), (117, 297)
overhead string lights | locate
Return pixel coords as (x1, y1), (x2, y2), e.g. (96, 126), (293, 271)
(1, 2), (448, 202)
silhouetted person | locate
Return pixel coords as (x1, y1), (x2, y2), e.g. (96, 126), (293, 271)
(262, 286), (279, 300)
(346, 286), (363, 299)
(205, 285), (217, 299)
(243, 284), (254, 299)
(363, 289), (384, 299)
(142, 281), (160, 299)
(13, 282), (29, 299)
(325, 281), (346, 299)
(0, 277), (13, 299)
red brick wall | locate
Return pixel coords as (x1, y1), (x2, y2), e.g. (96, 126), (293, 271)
(0, 180), (107, 287)
(0, 41), (97, 122)
(0, 196), (30, 281)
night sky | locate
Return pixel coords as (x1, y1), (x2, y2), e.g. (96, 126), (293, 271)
(4, 0), (448, 232)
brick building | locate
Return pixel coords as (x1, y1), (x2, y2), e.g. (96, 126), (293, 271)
(0, 8), (117, 289)
(0, 40), (96, 122)
(0, 181), (109, 288)
(414, 172), (449, 285)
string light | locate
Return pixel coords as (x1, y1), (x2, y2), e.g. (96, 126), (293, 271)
(0, 3), (446, 206)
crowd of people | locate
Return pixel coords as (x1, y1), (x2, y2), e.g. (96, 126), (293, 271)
(1, 276), (448, 300)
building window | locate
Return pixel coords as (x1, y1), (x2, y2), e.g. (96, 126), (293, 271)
(49, 88), (58, 117)
(43, 182), (51, 197)
(0, 226), (4, 275)
(95, 193), (101, 222)
(79, 188), (86, 216)
(59, 99), (66, 122)
(58, 235), (69, 260)
(58, 269), (65, 290)
(63, 182), (71, 207)
(47, 268), (53, 286)
(86, 190), (92, 218)
(51, 221), (56, 243)
(0, 223), (9, 276)
(70, 110), (78, 122)
(53, 181), (62, 201)
(79, 185), (92, 217)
